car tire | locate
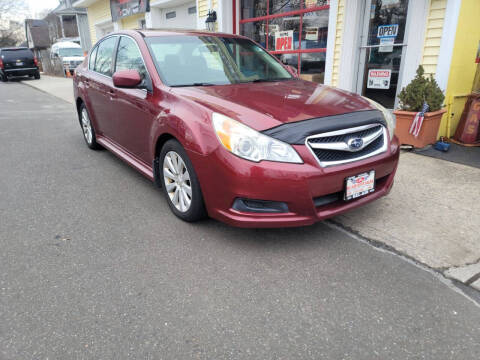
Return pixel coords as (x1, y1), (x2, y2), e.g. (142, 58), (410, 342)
(1, 74), (7, 82)
(79, 103), (101, 150)
(159, 139), (207, 222)
(34, 72), (40, 80)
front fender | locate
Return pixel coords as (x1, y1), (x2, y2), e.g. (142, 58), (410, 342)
(149, 93), (219, 158)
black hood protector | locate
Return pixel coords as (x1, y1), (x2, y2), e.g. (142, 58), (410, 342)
(262, 110), (386, 145)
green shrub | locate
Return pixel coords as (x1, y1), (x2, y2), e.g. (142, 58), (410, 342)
(397, 65), (445, 112)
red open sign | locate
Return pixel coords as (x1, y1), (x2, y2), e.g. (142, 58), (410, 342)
(275, 30), (293, 51)
(276, 37), (292, 51)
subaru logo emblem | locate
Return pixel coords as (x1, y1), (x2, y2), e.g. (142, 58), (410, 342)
(348, 138), (364, 151)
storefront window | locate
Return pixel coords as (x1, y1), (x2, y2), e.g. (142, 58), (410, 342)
(304, 0), (330, 9)
(267, 15), (301, 52)
(300, 52), (325, 82)
(301, 11), (328, 49)
(276, 53), (299, 68)
(241, 0), (267, 19)
(240, 0), (329, 83)
(269, 0), (301, 15)
(240, 21), (267, 48)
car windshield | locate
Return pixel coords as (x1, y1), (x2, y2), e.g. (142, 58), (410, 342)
(145, 35), (293, 87)
(58, 48), (84, 57)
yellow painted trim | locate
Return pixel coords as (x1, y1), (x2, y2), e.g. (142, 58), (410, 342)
(331, 0), (345, 87)
(438, 0), (480, 137)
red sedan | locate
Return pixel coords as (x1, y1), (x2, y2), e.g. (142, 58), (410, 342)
(73, 30), (399, 228)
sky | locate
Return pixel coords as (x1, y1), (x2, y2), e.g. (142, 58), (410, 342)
(27, 0), (60, 17)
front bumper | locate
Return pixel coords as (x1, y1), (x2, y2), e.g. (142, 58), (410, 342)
(190, 136), (400, 228)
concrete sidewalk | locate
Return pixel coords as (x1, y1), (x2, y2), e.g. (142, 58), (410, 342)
(332, 152), (480, 290)
(18, 76), (480, 290)
(21, 74), (74, 104)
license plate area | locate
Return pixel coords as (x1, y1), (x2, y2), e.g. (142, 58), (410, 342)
(344, 170), (375, 201)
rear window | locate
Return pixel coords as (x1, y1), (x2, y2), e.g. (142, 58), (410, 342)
(1, 49), (33, 61)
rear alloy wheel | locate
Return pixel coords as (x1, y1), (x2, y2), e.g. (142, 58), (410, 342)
(160, 140), (206, 222)
(79, 104), (100, 150)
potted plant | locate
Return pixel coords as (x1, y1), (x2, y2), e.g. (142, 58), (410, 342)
(394, 65), (446, 148)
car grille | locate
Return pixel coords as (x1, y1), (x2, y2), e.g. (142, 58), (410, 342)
(306, 124), (387, 167)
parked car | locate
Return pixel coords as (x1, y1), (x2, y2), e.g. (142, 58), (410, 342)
(0, 47), (40, 82)
(51, 41), (85, 73)
(73, 30), (400, 228)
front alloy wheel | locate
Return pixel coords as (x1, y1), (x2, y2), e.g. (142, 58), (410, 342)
(159, 139), (206, 222)
(163, 151), (192, 213)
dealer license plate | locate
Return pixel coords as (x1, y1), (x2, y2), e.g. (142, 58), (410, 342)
(344, 171), (375, 200)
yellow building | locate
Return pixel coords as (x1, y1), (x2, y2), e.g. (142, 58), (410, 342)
(75, 0), (480, 138)
(73, 0), (200, 44)
(438, 0), (480, 137)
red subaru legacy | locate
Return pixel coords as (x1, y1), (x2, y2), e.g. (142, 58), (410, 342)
(73, 30), (399, 228)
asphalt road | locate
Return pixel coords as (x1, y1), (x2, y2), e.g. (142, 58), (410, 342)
(1, 81), (479, 360)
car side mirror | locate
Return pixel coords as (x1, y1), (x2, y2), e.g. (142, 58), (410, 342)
(285, 65), (299, 78)
(113, 69), (142, 88)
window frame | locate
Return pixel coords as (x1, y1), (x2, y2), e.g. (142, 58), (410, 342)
(113, 35), (153, 92)
(88, 35), (120, 78)
(88, 45), (98, 70)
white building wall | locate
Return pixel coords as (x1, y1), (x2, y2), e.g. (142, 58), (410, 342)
(149, 1), (197, 29)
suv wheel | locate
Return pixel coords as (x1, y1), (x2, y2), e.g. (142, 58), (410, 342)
(1, 74), (7, 82)
(159, 140), (207, 222)
(34, 72), (40, 80)
(79, 103), (100, 150)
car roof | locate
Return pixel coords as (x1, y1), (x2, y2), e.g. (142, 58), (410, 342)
(52, 41), (81, 48)
(1, 47), (30, 51)
(117, 29), (248, 40)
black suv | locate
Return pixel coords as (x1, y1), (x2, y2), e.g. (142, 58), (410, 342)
(0, 47), (41, 82)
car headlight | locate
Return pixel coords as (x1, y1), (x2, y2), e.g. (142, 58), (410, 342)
(212, 112), (303, 164)
(362, 97), (396, 141)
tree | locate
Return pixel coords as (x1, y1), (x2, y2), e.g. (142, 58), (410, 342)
(0, 0), (29, 47)
(398, 66), (445, 112)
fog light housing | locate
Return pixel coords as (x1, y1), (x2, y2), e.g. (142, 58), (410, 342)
(232, 198), (289, 213)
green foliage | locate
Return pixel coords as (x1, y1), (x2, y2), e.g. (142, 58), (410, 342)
(397, 65), (445, 112)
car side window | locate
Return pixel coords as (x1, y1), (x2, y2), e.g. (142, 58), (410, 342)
(89, 46), (98, 70)
(115, 36), (147, 79)
(94, 37), (117, 76)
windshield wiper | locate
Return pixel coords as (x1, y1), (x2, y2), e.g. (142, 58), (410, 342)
(171, 82), (218, 87)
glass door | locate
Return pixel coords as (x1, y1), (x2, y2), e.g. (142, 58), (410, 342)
(356, 0), (409, 109)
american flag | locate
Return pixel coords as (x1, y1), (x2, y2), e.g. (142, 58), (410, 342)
(409, 102), (430, 138)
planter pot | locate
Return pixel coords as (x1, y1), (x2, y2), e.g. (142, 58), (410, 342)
(393, 108), (446, 148)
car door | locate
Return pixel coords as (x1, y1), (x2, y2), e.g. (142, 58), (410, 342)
(109, 35), (156, 163)
(85, 36), (119, 137)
